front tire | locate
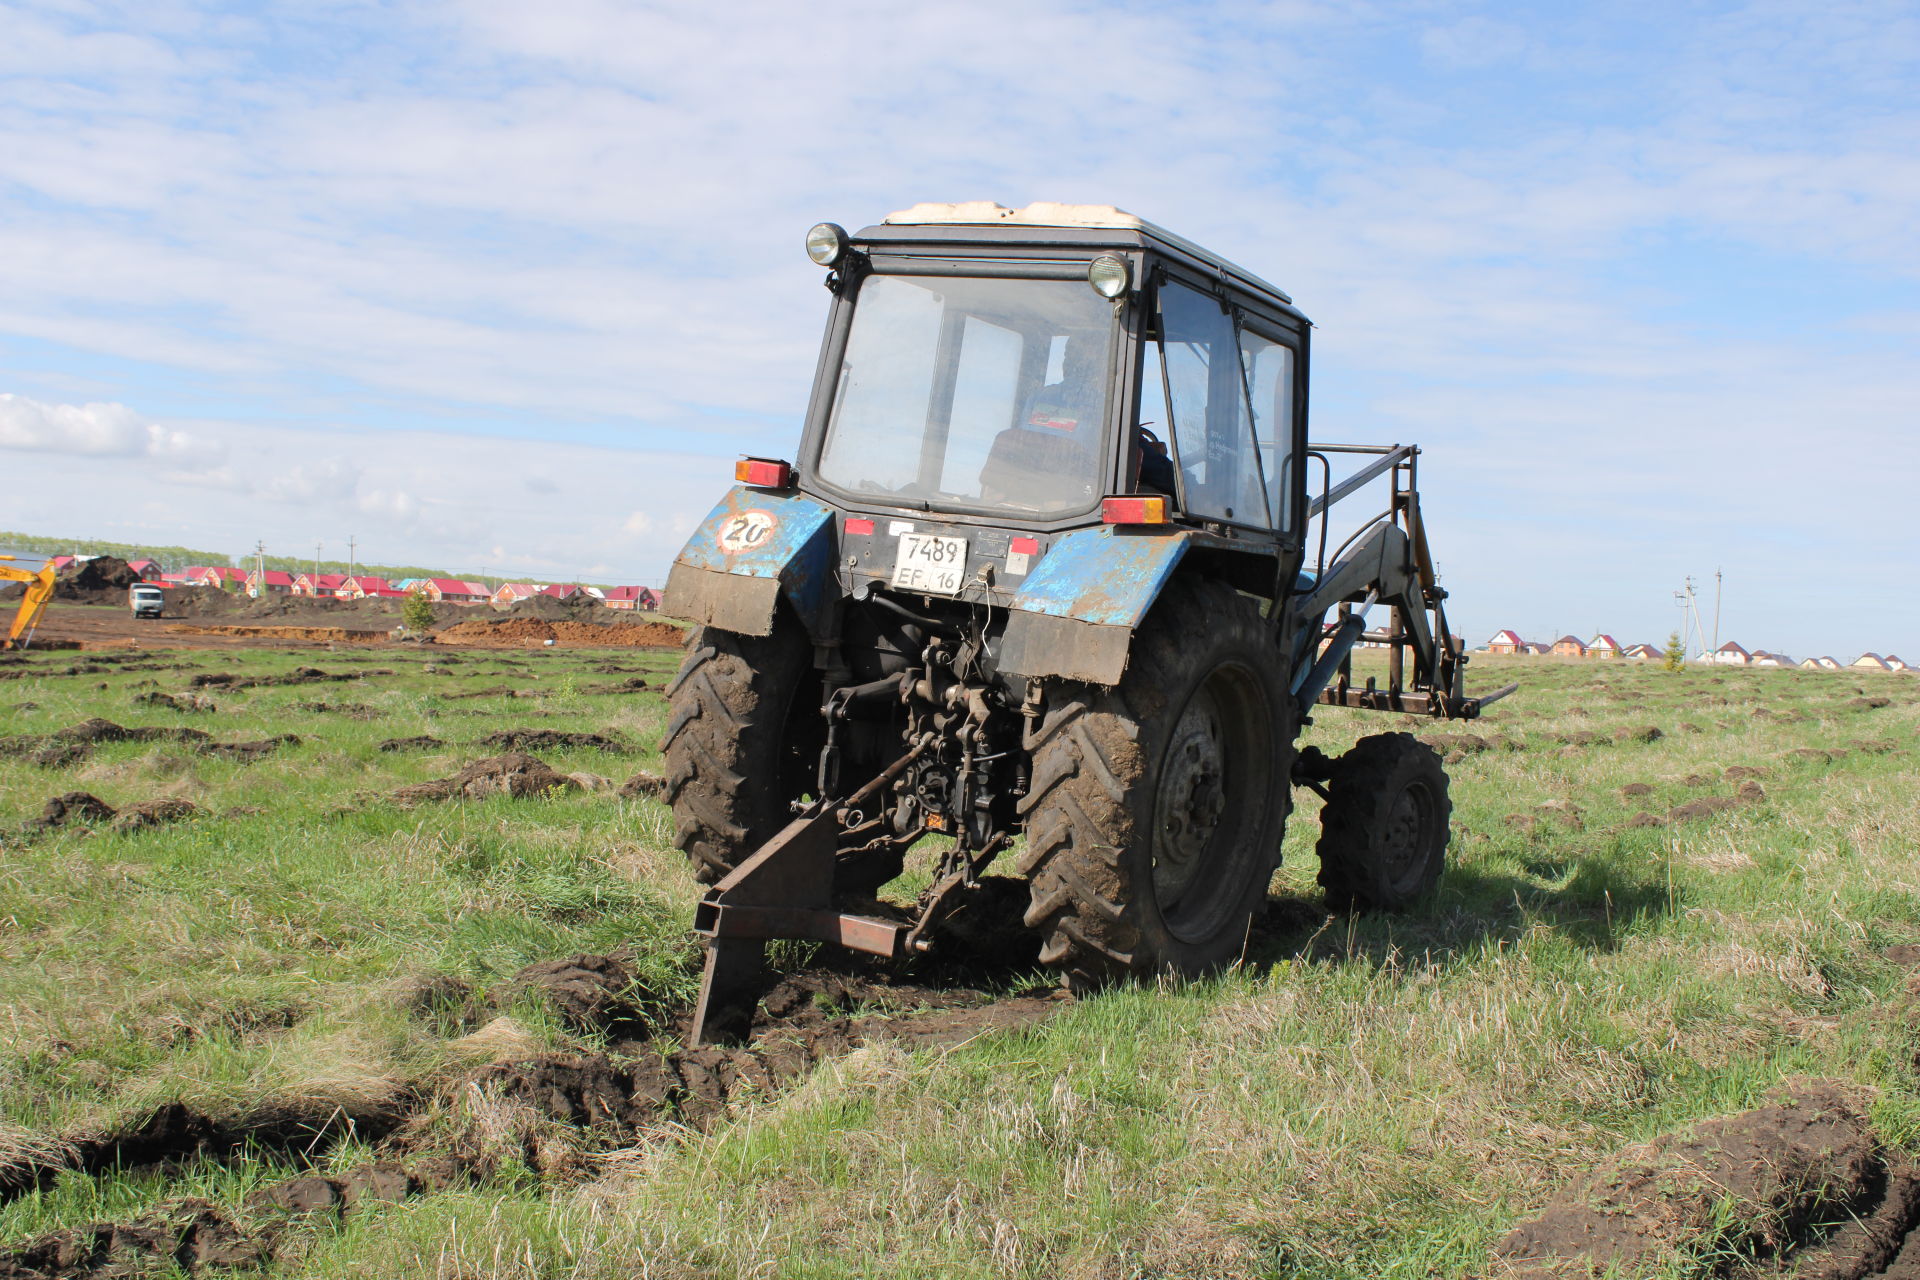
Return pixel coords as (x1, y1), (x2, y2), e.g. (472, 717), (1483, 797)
(661, 620), (820, 883)
(1019, 579), (1293, 988)
(1315, 733), (1450, 911)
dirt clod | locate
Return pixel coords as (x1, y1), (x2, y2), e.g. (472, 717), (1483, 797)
(505, 955), (655, 1034)
(1624, 812), (1664, 829)
(479, 729), (629, 754)
(29, 792), (116, 831)
(378, 735), (445, 752)
(1619, 782), (1653, 798)
(111, 799), (201, 832)
(1495, 1081), (1883, 1280)
(1668, 796), (1739, 822)
(1613, 724), (1663, 744)
(202, 734), (299, 763)
(390, 753), (578, 803)
(618, 771), (665, 800)
(131, 691), (216, 713)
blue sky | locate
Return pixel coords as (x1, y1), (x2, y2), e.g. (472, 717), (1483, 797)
(1, 0), (1916, 659)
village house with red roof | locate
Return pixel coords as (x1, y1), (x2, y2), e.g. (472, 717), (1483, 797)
(1588, 634), (1621, 659)
(1551, 635), (1587, 658)
(491, 582), (538, 606)
(1710, 641), (1751, 666)
(293, 573), (347, 597)
(1851, 653), (1892, 671)
(421, 579), (490, 603)
(1487, 629), (1523, 655)
(245, 569), (295, 596)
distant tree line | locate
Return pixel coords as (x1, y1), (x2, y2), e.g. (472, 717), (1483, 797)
(0, 531), (233, 567)
(1, 531), (636, 594)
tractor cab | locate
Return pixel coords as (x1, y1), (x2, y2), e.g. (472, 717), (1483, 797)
(797, 203), (1311, 592)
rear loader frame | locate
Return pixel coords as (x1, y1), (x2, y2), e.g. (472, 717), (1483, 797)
(661, 203), (1513, 1043)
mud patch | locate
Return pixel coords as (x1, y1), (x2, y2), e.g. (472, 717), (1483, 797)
(297, 700), (378, 720)
(131, 691), (216, 714)
(1494, 1080), (1895, 1279)
(471, 969), (1063, 1148)
(390, 753), (577, 803)
(1619, 782), (1654, 798)
(377, 735), (445, 753)
(502, 955), (658, 1035)
(200, 735), (299, 764)
(478, 729), (630, 754)
(0, 1197), (264, 1278)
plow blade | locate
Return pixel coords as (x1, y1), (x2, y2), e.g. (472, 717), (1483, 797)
(688, 807), (908, 1046)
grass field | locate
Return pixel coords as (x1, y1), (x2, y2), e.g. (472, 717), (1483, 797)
(2, 637), (1918, 1278)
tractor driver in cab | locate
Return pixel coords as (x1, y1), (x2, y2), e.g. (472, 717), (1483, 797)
(977, 332), (1177, 508)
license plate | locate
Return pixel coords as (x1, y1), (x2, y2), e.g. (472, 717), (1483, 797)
(890, 533), (968, 595)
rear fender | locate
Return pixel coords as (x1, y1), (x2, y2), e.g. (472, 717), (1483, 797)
(662, 489), (835, 638)
(997, 526), (1189, 686)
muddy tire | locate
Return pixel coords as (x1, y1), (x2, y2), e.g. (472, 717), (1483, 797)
(661, 620), (820, 884)
(1018, 578), (1292, 989)
(1315, 733), (1450, 911)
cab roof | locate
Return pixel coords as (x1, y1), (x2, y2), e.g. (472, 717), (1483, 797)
(876, 201), (1294, 307)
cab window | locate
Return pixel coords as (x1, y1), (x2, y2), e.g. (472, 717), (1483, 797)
(1154, 280), (1271, 526)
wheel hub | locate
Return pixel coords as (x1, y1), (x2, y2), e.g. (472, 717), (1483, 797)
(1153, 697), (1228, 905)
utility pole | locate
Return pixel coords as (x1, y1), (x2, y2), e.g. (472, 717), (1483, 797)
(254, 541), (266, 598)
(313, 542), (322, 593)
(1712, 567), (1723, 657)
(348, 535), (357, 585)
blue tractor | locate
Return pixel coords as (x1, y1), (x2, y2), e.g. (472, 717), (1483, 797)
(662, 203), (1512, 1042)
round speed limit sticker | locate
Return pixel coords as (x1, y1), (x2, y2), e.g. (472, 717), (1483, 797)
(716, 508), (778, 554)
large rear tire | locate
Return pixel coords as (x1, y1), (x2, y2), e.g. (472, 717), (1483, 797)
(1314, 733), (1450, 911)
(1018, 579), (1293, 989)
(661, 620), (820, 884)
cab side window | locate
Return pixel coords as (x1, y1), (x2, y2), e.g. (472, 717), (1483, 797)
(1237, 326), (1296, 531)
(1155, 280), (1271, 526)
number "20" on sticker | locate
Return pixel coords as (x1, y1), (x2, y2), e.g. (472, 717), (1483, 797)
(716, 508), (778, 554)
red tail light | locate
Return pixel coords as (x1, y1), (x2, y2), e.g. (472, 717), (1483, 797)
(735, 457), (793, 488)
(1101, 495), (1169, 525)
(844, 518), (875, 535)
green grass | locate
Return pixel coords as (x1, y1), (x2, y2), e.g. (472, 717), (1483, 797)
(3, 641), (1919, 1277)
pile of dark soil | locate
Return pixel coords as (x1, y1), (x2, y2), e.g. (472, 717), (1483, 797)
(1495, 1080), (1919, 1279)
(51, 556), (139, 606)
(390, 753), (578, 803)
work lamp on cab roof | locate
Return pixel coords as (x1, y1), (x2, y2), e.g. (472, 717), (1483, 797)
(805, 222), (849, 266)
(1088, 254), (1130, 298)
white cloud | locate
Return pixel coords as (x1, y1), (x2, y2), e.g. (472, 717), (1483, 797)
(621, 510), (654, 536)
(0, 393), (225, 467)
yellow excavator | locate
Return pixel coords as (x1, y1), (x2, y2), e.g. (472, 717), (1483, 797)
(1, 554), (58, 650)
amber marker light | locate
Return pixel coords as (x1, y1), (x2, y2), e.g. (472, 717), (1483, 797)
(1101, 495), (1169, 525)
(735, 457), (794, 488)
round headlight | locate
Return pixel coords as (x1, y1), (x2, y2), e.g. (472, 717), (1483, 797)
(806, 222), (849, 266)
(1088, 255), (1131, 299)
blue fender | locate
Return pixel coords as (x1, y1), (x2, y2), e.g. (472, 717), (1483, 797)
(661, 488), (835, 637)
(998, 526), (1189, 686)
